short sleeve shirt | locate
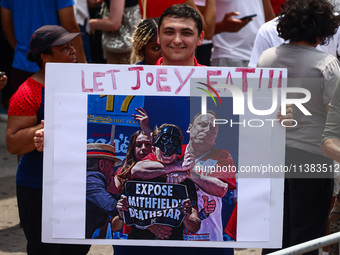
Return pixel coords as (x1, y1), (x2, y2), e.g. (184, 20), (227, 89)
(8, 78), (45, 188)
(1, 0), (74, 72)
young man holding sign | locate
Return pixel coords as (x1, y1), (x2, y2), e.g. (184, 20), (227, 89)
(125, 5), (235, 254)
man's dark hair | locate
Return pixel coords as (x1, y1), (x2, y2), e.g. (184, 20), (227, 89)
(87, 158), (99, 171)
(159, 4), (203, 35)
(277, 0), (340, 45)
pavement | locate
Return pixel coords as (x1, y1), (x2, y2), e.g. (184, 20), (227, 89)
(0, 111), (261, 255)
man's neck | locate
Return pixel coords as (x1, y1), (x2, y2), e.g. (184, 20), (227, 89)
(187, 141), (210, 158)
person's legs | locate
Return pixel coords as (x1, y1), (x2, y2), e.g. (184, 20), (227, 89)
(262, 179), (291, 255)
(288, 178), (333, 255)
(16, 185), (62, 255)
(329, 188), (340, 255)
(263, 147), (333, 255)
(285, 148), (332, 255)
(286, 148), (333, 250)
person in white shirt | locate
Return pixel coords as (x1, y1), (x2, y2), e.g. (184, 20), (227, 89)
(249, 16), (340, 67)
(211, 0), (275, 67)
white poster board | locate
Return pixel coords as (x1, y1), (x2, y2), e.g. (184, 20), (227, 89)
(42, 63), (286, 248)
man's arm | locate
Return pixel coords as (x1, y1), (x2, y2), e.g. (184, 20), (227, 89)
(112, 194), (128, 231)
(321, 80), (340, 161)
(189, 171), (228, 197)
(87, 173), (118, 216)
(111, 215), (125, 232)
(1, 7), (16, 49)
(167, 170), (229, 197)
(106, 175), (122, 195)
(322, 138), (340, 162)
(131, 160), (189, 179)
(189, 0), (216, 40)
(58, 6), (87, 63)
(262, 0), (275, 22)
(89, 0), (124, 32)
(167, 150), (230, 196)
(182, 199), (201, 233)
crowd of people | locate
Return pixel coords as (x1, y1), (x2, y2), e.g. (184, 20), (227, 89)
(2, 0), (340, 255)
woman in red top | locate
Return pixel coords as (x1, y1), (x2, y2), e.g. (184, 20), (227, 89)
(7, 25), (90, 255)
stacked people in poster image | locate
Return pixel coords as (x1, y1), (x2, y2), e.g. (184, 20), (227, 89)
(10, 0), (340, 254)
(85, 109), (238, 255)
(130, 111), (236, 242)
(117, 124), (201, 240)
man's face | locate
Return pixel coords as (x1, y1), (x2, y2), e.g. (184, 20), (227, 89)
(189, 113), (219, 150)
(100, 159), (116, 185)
(157, 16), (204, 66)
(154, 146), (179, 164)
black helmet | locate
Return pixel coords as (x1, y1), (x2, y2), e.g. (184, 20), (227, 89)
(153, 126), (182, 156)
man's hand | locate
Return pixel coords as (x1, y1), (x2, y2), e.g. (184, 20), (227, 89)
(116, 194), (129, 219)
(277, 104), (293, 127)
(147, 224), (172, 239)
(202, 195), (216, 214)
(33, 120), (44, 152)
(182, 198), (193, 217)
(182, 151), (195, 170)
(216, 12), (252, 34)
(166, 171), (189, 184)
(182, 199), (201, 233)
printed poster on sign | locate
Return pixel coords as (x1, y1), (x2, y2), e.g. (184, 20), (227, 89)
(123, 181), (188, 228)
(42, 63), (287, 248)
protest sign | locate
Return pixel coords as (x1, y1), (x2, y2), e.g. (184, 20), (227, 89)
(123, 181), (188, 228)
(42, 63), (286, 248)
